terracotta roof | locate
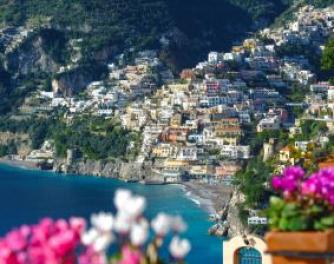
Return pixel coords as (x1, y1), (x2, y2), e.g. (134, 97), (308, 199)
(280, 146), (292, 152)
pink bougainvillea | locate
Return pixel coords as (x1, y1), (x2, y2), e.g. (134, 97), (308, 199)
(272, 166), (334, 207)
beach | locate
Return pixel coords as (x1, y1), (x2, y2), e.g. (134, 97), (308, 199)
(0, 158), (39, 170)
(183, 182), (233, 214)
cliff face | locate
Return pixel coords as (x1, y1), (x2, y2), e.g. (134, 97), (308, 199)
(52, 70), (92, 97)
(52, 63), (108, 96)
(4, 34), (60, 75)
(53, 158), (145, 180)
(227, 191), (248, 237)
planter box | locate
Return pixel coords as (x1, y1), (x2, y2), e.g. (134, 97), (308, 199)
(266, 230), (334, 264)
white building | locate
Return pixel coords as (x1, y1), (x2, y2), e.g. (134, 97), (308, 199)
(208, 51), (219, 64)
(257, 116), (280, 132)
(220, 145), (250, 159)
(248, 216), (268, 225)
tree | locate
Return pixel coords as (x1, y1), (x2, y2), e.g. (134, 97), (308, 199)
(233, 157), (273, 208)
(321, 39), (334, 71)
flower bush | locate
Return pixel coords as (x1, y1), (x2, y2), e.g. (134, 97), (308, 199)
(0, 189), (191, 264)
(268, 166), (334, 232)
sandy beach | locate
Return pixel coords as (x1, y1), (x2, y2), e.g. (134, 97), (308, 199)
(183, 182), (233, 214)
(0, 158), (39, 170)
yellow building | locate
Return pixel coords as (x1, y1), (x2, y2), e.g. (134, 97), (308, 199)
(170, 114), (182, 127)
(279, 146), (295, 164)
(163, 159), (189, 169)
(189, 165), (215, 179)
(152, 144), (174, 158)
(243, 38), (257, 50)
(168, 84), (190, 93)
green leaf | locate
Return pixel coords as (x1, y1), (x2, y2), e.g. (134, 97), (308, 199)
(320, 215), (334, 227)
(314, 221), (326, 231)
(288, 216), (309, 231)
(278, 217), (290, 231)
(281, 203), (299, 218)
(308, 205), (323, 214)
(270, 196), (285, 210)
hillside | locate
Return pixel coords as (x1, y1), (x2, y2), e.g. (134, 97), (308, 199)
(274, 0), (334, 27)
(0, 0), (333, 114)
(0, 0), (288, 69)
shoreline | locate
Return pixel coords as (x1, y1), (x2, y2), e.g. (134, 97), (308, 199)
(0, 158), (232, 215)
(183, 182), (233, 214)
(0, 158), (40, 171)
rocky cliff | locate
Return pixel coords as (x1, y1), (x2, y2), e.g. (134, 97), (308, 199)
(52, 64), (108, 96)
(4, 33), (60, 75)
(53, 158), (145, 181)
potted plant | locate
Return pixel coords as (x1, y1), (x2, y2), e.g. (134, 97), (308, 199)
(266, 166), (334, 264)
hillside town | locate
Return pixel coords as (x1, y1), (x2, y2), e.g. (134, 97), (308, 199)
(5, 4), (334, 189)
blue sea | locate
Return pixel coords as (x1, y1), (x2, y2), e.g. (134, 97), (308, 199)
(0, 164), (222, 263)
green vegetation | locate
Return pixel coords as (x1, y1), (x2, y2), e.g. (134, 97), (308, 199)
(284, 83), (308, 103)
(296, 120), (328, 141)
(53, 116), (141, 160)
(0, 114), (141, 161)
(40, 28), (69, 64)
(242, 123), (289, 155)
(274, 0), (334, 27)
(0, 66), (13, 114)
(0, 71), (52, 115)
(322, 38), (334, 71)
(0, 0), (290, 68)
(305, 0), (334, 7)
(233, 157), (273, 208)
(268, 196), (334, 231)
(0, 141), (17, 157)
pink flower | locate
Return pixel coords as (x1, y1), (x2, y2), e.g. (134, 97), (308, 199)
(70, 218), (86, 235)
(55, 219), (69, 233)
(119, 246), (142, 264)
(49, 229), (77, 257)
(5, 230), (28, 251)
(79, 247), (106, 264)
(283, 166), (305, 180)
(271, 166), (305, 194)
(271, 176), (282, 190)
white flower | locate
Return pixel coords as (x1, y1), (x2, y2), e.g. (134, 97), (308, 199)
(137, 218), (149, 230)
(130, 221), (149, 246)
(114, 212), (132, 234)
(151, 213), (171, 236)
(114, 189), (132, 210)
(124, 196), (146, 218)
(169, 236), (191, 259)
(93, 233), (114, 252)
(81, 228), (99, 246)
(171, 216), (187, 233)
(91, 212), (114, 232)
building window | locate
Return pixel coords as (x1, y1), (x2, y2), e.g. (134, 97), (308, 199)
(236, 247), (262, 264)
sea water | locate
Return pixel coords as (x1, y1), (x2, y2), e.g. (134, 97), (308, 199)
(0, 164), (222, 263)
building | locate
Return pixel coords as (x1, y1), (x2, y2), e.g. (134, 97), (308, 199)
(328, 86), (334, 101)
(257, 116), (280, 132)
(208, 51), (220, 64)
(279, 146), (294, 164)
(220, 145), (250, 160)
(248, 217), (268, 225)
(263, 139), (275, 162)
